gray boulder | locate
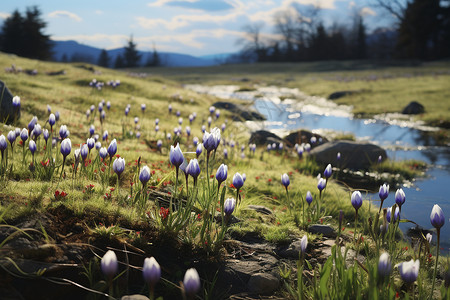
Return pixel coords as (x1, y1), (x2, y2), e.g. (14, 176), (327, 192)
(249, 130), (282, 145)
(0, 80), (19, 124)
(308, 225), (336, 238)
(212, 101), (265, 121)
(328, 90), (359, 100)
(310, 141), (387, 170)
(402, 101), (425, 114)
(284, 130), (327, 147)
(248, 273), (280, 295)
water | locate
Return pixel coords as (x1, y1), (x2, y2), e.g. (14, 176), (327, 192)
(186, 84), (450, 250)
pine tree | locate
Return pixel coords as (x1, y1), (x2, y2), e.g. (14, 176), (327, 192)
(97, 49), (110, 67)
(0, 6), (52, 60)
(114, 54), (125, 68)
(123, 36), (141, 67)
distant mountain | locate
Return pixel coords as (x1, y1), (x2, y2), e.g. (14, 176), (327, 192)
(50, 40), (227, 67)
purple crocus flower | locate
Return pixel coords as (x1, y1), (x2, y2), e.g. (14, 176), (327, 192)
(169, 143), (184, 168)
(232, 173), (244, 190)
(101, 250), (118, 279)
(324, 164), (332, 179)
(113, 157), (125, 176)
(49, 113), (56, 127)
(281, 173), (290, 188)
(317, 178), (326, 192)
(107, 139), (117, 158)
(379, 184), (389, 201)
(224, 197), (236, 216)
(183, 268), (200, 296)
(378, 252), (391, 278)
(20, 128), (28, 142)
(139, 166), (151, 185)
(306, 191), (313, 205)
(399, 259), (420, 284)
(216, 164), (228, 185)
(351, 191), (363, 211)
(59, 125), (69, 139)
(143, 257), (160, 286)
(430, 204), (445, 229)
(395, 189), (405, 207)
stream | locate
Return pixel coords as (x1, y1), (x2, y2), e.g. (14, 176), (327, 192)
(186, 84), (450, 250)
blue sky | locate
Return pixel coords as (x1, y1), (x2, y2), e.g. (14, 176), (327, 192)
(0, 0), (393, 56)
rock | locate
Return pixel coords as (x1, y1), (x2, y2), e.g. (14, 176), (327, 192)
(249, 130), (282, 145)
(212, 101), (265, 121)
(402, 101), (425, 114)
(283, 130), (327, 147)
(308, 225), (336, 238)
(247, 205), (274, 215)
(310, 140), (387, 170)
(0, 80), (20, 124)
(121, 295), (150, 300)
(277, 239), (307, 259)
(248, 273), (280, 295)
(328, 90), (359, 100)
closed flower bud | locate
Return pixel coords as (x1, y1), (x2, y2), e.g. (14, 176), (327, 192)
(378, 252), (391, 278)
(87, 138), (95, 150)
(395, 189), (405, 207)
(233, 173), (244, 190)
(351, 191), (363, 211)
(224, 197), (236, 216)
(281, 173), (290, 188)
(306, 191), (313, 205)
(139, 166), (151, 185)
(20, 128), (28, 142)
(49, 113), (56, 126)
(108, 139), (117, 158)
(113, 157), (125, 175)
(60, 138), (72, 157)
(29, 140), (36, 154)
(99, 147), (108, 160)
(379, 184), (389, 201)
(183, 268), (200, 296)
(101, 250), (118, 279)
(43, 129), (49, 142)
(324, 164), (332, 179)
(399, 259), (419, 284)
(300, 235), (308, 253)
(430, 204), (445, 229)
(59, 125), (69, 139)
(0, 135), (7, 151)
(80, 144), (88, 160)
(317, 178), (326, 191)
(186, 159), (201, 179)
(169, 143), (184, 167)
(143, 257), (160, 286)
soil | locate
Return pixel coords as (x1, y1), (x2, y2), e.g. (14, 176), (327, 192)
(0, 204), (341, 300)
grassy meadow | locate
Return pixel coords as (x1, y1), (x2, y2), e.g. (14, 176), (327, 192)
(0, 52), (448, 299)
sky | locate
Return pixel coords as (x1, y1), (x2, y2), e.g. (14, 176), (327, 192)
(0, 0), (394, 57)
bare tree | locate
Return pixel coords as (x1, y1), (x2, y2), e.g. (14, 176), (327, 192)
(273, 9), (299, 59)
(371, 0), (408, 21)
(236, 22), (267, 61)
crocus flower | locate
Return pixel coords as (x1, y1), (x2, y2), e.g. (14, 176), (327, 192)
(306, 191), (313, 205)
(351, 191), (363, 211)
(378, 252), (391, 278)
(80, 144), (88, 161)
(178, 117), (183, 125)
(395, 189), (405, 207)
(223, 148), (228, 159)
(20, 128), (28, 142)
(310, 136), (317, 144)
(32, 124), (42, 139)
(337, 152), (341, 160)
(125, 107), (129, 116)
(28, 116), (37, 132)
(399, 259), (420, 284)
(215, 164), (228, 185)
(60, 138), (72, 157)
(99, 147), (107, 160)
(139, 165), (151, 185)
(12, 96), (20, 109)
(134, 117), (139, 124)
(193, 137), (199, 146)
(141, 103), (146, 112)
(106, 101), (111, 110)
(305, 143), (311, 153)
(54, 111), (60, 121)
(169, 144), (184, 168)
(29, 140), (36, 154)
(101, 250), (118, 279)
(87, 138), (95, 151)
(196, 143), (203, 158)
(426, 233), (432, 244)
(49, 114), (56, 127)
(90, 105), (95, 113)
(95, 142), (101, 150)
(281, 173), (290, 188)
(155, 118), (159, 125)
(155, 125), (159, 132)
(186, 126), (191, 137)
(201, 125), (206, 133)
(186, 159), (201, 179)
(430, 204), (445, 229)
(89, 125), (95, 137)
(107, 139), (117, 159)
(215, 110), (220, 118)
(113, 157), (125, 176)
(183, 268), (200, 296)
(143, 257), (160, 286)
(136, 132), (141, 139)
(300, 235), (308, 253)
(233, 173), (244, 190)
(7, 130), (16, 146)
(157, 140), (162, 149)
(189, 114), (194, 123)
(166, 133), (171, 140)
(317, 178), (326, 192)
(379, 184), (389, 201)
(59, 125), (69, 139)
(168, 104), (172, 113)
(297, 147), (303, 158)
(224, 197), (236, 216)
(43, 129), (49, 143)
(324, 164), (332, 179)
(0, 135), (6, 152)
(176, 110), (181, 117)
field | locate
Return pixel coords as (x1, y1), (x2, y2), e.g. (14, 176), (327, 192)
(0, 53), (448, 299)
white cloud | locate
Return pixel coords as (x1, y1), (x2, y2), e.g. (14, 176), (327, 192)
(360, 7), (376, 16)
(48, 10), (82, 22)
(52, 34), (127, 49)
(0, 12), (11, 19)
(95, 10), (104, 15)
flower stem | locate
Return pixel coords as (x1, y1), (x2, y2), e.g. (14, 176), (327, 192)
(429, 228), (440, 300)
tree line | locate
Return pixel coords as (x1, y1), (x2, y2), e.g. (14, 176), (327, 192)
(235, 0), (450, 63)
(0, 6), (161, 68)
